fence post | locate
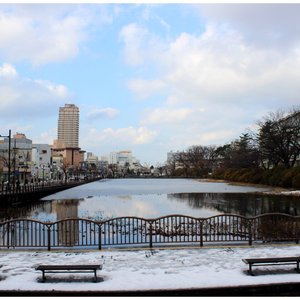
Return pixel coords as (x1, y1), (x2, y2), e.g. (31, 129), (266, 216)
(199, 219), (203, 247)
(149, 221), (153, 249)
(6, 222), (10, 249)
(248, 218), (252, 246)
(47, 225), (51, 251)
(98, 223), (102, 250)
(293, 217), (299, 244)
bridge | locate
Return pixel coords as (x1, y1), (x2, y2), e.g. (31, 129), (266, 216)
(0, 178), (101, 206)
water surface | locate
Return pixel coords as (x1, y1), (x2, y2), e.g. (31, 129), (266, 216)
(1, 178), (300, 222)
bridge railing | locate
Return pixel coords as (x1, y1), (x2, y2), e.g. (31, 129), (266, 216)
(0, 213), (299, 250)
(0, 178), (101, 196)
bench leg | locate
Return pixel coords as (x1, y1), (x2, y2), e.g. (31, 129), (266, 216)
(42, 270), (46, 282)
(248, 264), (254, 276)
(94, 270), (97, 282)
(296, 261), (300, 273)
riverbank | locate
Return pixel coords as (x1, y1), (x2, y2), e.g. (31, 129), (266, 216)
(211, 166), (300, 190)
(1, 244), (300, 296)
(200, 178), (300, 197)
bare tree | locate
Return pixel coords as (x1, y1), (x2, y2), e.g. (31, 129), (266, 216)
(257, 108), (300, 168)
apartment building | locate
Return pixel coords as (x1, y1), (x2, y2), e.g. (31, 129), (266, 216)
(53, 104), (85, 174)
(57, 104), (79, 148)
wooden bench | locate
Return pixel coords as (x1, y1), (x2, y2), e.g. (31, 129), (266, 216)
(242, 257), (300, 276)
(36, 264), (102, 282)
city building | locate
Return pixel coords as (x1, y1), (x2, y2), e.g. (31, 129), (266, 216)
(0, 133), (32, 184)
(31, 144), (52, 181)
(109, 152), (118, 165)
(52, 141), (85, 176)
(57, 104), (79, 148)
(86, 152), (99, 165)
(52, 104), (85, 180)
(107, 150), (137, 166)
(101, 150), (143, 176)
(117, 150), (133, 167)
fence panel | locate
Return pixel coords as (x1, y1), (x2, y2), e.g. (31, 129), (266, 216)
(101, 217), (149, 246)
(202, 214), (249, 243)
(0, 219), (49, 248)
(50, 219), (100, 248)
(252, 213), (300, 242)
(151, 215), (200, 245)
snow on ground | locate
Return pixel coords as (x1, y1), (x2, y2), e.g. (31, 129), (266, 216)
(1, 244), (300, 292)
(281, 190), (300, 196)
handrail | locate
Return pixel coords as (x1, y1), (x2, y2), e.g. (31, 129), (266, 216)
(0, 213), (299, 250)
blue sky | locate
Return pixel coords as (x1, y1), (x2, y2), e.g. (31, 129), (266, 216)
(1, 3), (300, 166)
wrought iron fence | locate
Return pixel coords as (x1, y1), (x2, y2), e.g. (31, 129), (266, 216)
(0, 213), (299, 250)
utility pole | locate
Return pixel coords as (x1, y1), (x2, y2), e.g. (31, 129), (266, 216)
(0, 130), (11, 185)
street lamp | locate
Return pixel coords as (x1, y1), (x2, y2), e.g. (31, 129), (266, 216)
(0, 130), (11, 185)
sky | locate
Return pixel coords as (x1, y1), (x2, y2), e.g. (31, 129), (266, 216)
(1, 3), (300, 166)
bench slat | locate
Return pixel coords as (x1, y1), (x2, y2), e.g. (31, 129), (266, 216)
(243, 257), (300, 264)
(36, 264), (102, 271)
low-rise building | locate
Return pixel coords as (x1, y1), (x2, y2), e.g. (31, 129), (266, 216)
(0, 133), (32, 184)
(52, 139), (85, 180)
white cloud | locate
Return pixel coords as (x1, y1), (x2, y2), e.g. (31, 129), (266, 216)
(124, 13), (300, 148)
(0, 63), (17, 77)
(0, 7), (83, 65)
(103, 126), (157, 145)
(141, 107), (194, 125)
(86, 107), (120, 120)
(0, 4), (116, 66)
(81, 126), (157, 152)
(201, 130), (234, 143)
(34, 80), (70, 99)
(119, 22), (166, 67)
(198, 4), (300, 49)
(127, 79), (166, 100)
(0, 63), (71, 119)
(119, 23), (149, 66)
(125, 14), (300, 117)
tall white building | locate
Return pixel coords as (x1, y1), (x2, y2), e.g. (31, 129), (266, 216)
(57, 104), (79, 148)
(31, 144), (52, 180)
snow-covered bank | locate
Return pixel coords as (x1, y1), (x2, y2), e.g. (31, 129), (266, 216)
(259, 189), (300, 197)
(1, 244), (300, 292)
(209, 179), (300, 197)
(280, 190), (300, 196)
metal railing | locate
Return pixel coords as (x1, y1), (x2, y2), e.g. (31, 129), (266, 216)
(0, 213), (299, 250)
(0, 179), (96, 195)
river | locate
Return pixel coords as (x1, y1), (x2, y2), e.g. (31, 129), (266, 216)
(1, 178), (300, 221)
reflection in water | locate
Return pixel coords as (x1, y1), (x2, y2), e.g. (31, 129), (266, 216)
(53, 199), (80, 220)
(0, 201), (52, 222)
(0, 192), (300, 222)
(54, 200), (80, 246)
(168, 193), (300, 217)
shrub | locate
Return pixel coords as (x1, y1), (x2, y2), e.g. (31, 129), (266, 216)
(292, 168), (300, 189)
(280, 169), (296, 188)
(212, 165), (300, 188)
